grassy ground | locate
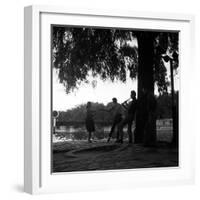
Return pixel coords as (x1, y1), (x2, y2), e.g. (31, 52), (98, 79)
(52, 139), (178, 173)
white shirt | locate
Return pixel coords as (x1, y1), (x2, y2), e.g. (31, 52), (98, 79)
(108, 102), (123, 118)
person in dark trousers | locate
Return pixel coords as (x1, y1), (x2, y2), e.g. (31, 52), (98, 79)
(85, 102), (95, 143)
(105, 98), (123, 143)
(117, 90), (137, 144)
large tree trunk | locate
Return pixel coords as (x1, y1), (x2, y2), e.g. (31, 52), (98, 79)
(134, 32), (157, 145)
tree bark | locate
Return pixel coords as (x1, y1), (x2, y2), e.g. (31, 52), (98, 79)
(134, 32), (157, 145)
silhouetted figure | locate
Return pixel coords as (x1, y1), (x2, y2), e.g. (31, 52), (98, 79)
(117, 90), (137, 143)
(85, 102), (95, 143)
(106, 98), (123, 143)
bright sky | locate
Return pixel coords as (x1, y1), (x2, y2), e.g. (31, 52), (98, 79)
(53, 64), (179, 111)
(53, 69), (137, 111)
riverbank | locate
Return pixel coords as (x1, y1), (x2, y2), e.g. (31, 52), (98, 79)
(52, 140), (178, 173)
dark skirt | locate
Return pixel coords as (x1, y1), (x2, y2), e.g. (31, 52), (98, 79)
(85, 117), (95, 132)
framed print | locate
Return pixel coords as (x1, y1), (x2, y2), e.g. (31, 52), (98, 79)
(24, 5), (195, 194)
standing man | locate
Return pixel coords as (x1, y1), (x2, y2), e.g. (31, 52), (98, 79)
(105, 98), (123, 143)
(118, 90), (137, 144)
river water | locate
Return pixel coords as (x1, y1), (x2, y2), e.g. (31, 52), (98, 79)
(53, 119), (173, 143)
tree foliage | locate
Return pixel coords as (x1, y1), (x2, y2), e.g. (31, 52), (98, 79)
(52, 26), (179, 94)
(156, 91), (179, 119)
(154, 32), (179, 94)
(53, 27), (137, 93)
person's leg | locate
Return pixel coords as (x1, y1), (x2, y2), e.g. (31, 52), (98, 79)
(116, 125), (120, 141)
(107, 120), (116, 142)
(88, 131), (92, 143)
(115, 120), (123, 143)
(108, 114), (122, 142)
(117, 117), (128, 143)
(116, 114), (122, 141)
(128, 120), (133, 143)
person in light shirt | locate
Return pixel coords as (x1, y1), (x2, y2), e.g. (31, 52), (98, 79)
(105, 98), (123, 143)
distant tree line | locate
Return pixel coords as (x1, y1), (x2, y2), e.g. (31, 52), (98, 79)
(56, 92), (178, 124)
(57, 102), (111, 125)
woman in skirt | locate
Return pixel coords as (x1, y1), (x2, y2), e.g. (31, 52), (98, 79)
(85, 102), (95, 143)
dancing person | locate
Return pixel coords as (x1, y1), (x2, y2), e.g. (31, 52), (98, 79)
(105, 98), (123, 143)
(85, 102), (95, 143)
(117, 90), (137, 144)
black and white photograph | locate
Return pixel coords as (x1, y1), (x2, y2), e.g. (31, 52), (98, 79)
(51, 25), (179, 173)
